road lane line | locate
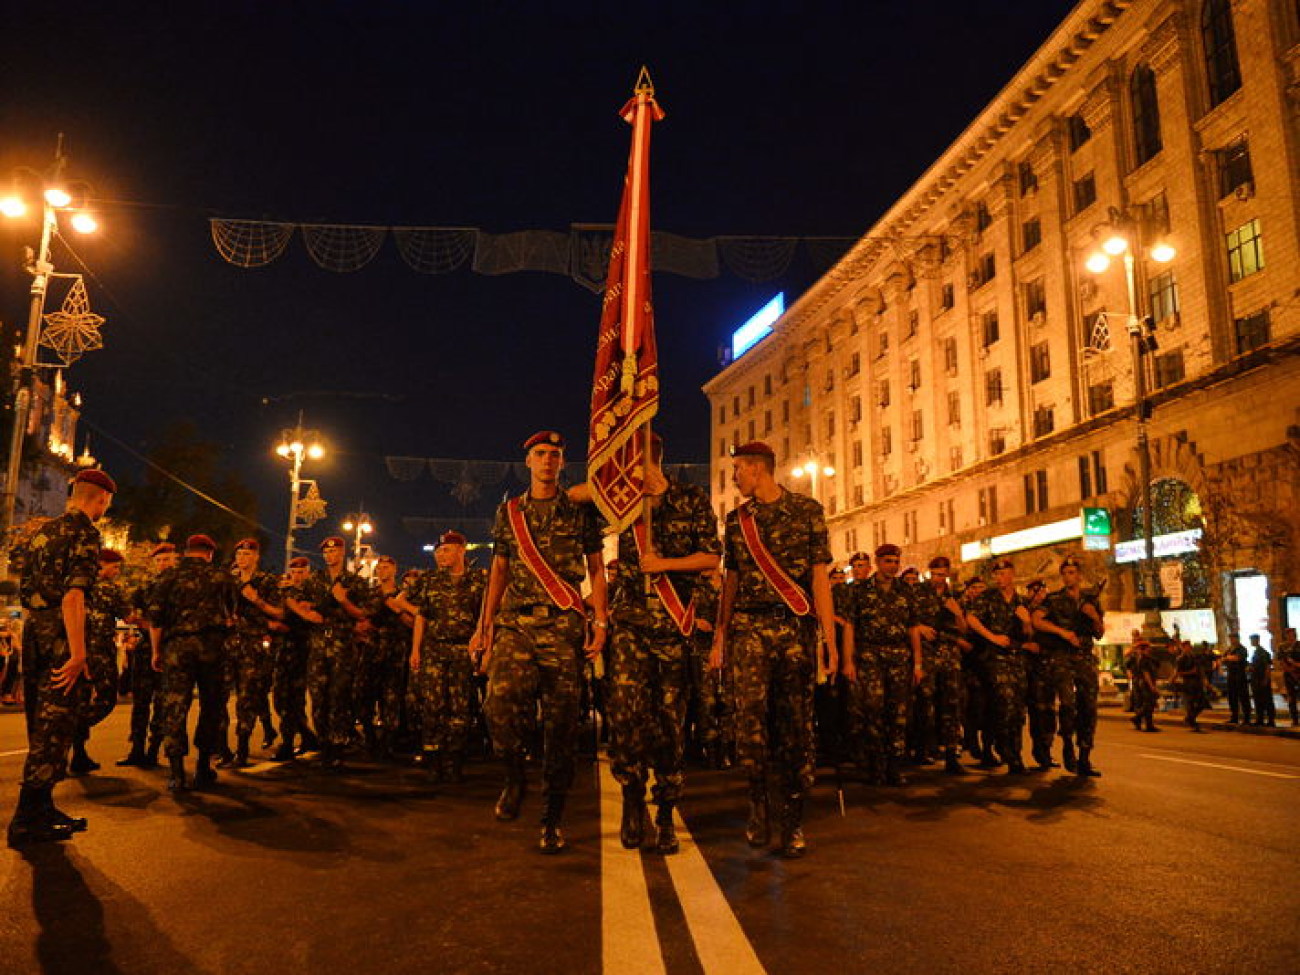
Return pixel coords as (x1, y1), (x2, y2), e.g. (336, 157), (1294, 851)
(1141, 754), (1300, 779)
(0, 747), (28, 758)
(663, 810), (767, 975)
(599, 759), (667, 975)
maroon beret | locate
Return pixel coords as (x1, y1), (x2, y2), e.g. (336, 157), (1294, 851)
(849, 551), (871, 563)
(376, 554), (396, 565)
(72, 468), (117, 494)
(233, 538), (260, 552)
(874, 543), (901, 558)
(928, 555), (951, 569)
(991, 557), (1014, 571)
(439, 530), (467, 547)
(1027, 579), (1046, 592)
(150, 542), (176, 558)
(185, 534), (217, 552)
(730, 441), (775, 460)
(288, 556), (310, 568)
(98, 549), (124, 565)
(320, 536), (345, 552)
(523, 430), (565, 451)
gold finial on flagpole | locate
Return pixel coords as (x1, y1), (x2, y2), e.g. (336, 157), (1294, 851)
(634, 66), (654, 96)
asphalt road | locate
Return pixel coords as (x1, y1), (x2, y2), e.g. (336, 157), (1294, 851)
(0, 708), (1295, 974)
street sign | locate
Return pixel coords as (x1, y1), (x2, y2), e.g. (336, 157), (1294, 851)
(1082, 507), (1111, 536)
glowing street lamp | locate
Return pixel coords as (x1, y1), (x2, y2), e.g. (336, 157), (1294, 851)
(274, 417), (327, 570)
(790, 457), (836, 498)
(341, 511), (374, 570)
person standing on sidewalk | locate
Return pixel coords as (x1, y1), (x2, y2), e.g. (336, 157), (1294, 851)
(1248, 634), (1276, 727)
(1221, 637), (1252, 725)
(1279, 628), (1300, 728)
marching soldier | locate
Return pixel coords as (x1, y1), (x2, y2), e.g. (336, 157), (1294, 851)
(1021, 580), (1056, 769)
(395, 532), (488, 780)
(1125, 637), (1160, 732)
(844, 543), (917, 786)
(68, 548), (129, 775)
(908, 556), (968, 774)
(359, 555), (411, 759)
(272, 556), (318, 760)
(225, 538), (283, 767)
(600, 435), (720, 855)
(687, 568), (731, 769)
(472, 431), (608, 854)
(1174, 640), (1208, 730)
(958, 578), (993, 763)
(117, 542), (178, 769)
(7, 468), (114, 847)
(148, 534), (237, 791)
(967, 558), (1031, 775)
(710, 442), (837, 859)
(1031, 557), (1105, 777)
(286, 537), (370, 769)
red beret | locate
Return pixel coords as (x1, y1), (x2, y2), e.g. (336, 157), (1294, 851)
(72, 468), (117, 494)
(523, 430), (565, 451)
(730, 441), (775, 460)
(376, 554), (396, 565)
(234, 538), (260, 552)
(150, 542), (176, 558)
(320, 536), (345, 551)
(874, 543), (901, 558)
(439, 530), (467, 547)
(186, 534), (217, 551)
(288, 556), (310, 568)
(98, 549), (124, 565)
(849, 551), (871, 563)
(928, 555), (951, 569)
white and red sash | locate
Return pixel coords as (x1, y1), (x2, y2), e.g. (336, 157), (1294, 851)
(632, 518), (696, 636)
(506, 496), (584, 613)
(737, 504), (812, 616)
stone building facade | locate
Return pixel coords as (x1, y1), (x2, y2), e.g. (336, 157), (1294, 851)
(704, 0), (1300, 652)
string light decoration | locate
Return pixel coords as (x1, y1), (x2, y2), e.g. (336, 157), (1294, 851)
(40, 277), (104, 365)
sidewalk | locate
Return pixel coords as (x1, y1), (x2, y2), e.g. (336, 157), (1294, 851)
(1098, 697), (1300, 740)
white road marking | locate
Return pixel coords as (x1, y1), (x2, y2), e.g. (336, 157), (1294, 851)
(0, 747), (28, 758)
(663, 808), (768, 975)
(599, 759), (666, 975)
(1140, 754), (1300, 779)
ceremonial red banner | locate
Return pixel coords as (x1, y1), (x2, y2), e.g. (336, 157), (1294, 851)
(587, 72), (666, 536)
(506, 497), (584, 613)
(633, 518), (696, 636)
(737, 505), (812, 616)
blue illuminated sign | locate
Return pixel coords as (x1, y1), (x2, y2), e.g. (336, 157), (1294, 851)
(731, 293), (784, 360)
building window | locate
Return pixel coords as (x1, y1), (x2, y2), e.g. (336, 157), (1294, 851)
(1144, 191), (1171, 237)
(852, 440), (863, 468)
(981, 311), (1000, 347)
(1022, 217), (1042, 253)
(1030, 342), (1051, 383)
(1073, 172), (1097, 214)
(1018, 161), (1038, 195)
(1202, 0), (1242, 108)
(946, 391), (961, 426)
(718, 470), (727, 493)
(781, 400), (790, 423)
(826, 413), (835, 438)
(939, 283), (955, 311)
(975, 201), (992, 233)
(881, 425), (893, 456)
(903, 511), (918, 545)
(878, 380), (891, 408)
(985, 369), (1003, 407)
(1148, 270), (1180, 323)
(938, 498), (955, 535)
(1088, 381), (1115, 415)
(908, 359), (921, 391)
(1130, 63), (1163, 165)
(853, 484), (864, 507)
(764, 410), (773, 433)
(747, 386), (755, 408)
(1024, 469), (1049, 514)
(763, 374), (772, 396)
(1234, 310), (1271, 355)
(718, 404), (726, 424)
(949, 446), (963, 471)
(1217, 138), (1253, 198)
(1226, 219), (1264, 282)
(978, 485), (998, 526)
(972, 252), (996, 287)
(1032, 405), (1055, 437)
(748, 419), (755, 441)
(943, 337), (959, 375)
(825, 369), (835, 392)
(911, 409), (923, 442)
(846, 351), (861, 377)
(1067, 112), (1092, 151)
(1077, 456), (1092, 499)
(849, 396), (862, 424)
(732, 395), (740, 416)
(989, 430), (1006, 455)
(718, 437), (727, 457)
(1024, 278), (1047, 319)
(878, 329), (889, 358)
(1153, 349), (1185, 387)
(906, 310), (919, 338)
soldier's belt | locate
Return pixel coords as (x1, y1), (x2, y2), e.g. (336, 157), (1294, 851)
(734, 604), (800, 620)
(506, 603), (581, 620)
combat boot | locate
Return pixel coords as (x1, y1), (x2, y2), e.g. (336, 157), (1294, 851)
(193, 752), (218, 789)
(140, 740), (161, 770)
(1076, 746), (1101, 778)
(1130, 713), (1144, 731)
(69, 739), (99, 776)
(977, 732), (1001, 768)
(298, 729), (321, 754)
(1143, 715), (1160, 732)
(778, 795), (806, 859)
(619, 783), (647, 850)
(7, 786), (77, 848)
(495, 756), (526, 821)
(1031, 741), (1057, 769)
(40, 789), (88, 833)
(1006, 751), (1028, 775)
(943, 748), (967, 775)
(167, 756), (188, 792)
(272, 735), (297, 762)
(1061, 739), (1077, 774)
(116, 743), (147, 767)
(231, 734), (250, 769)
(745, 778), (770, 847)
(261, 717), (278, 750)
(539, 793), (566, 854)
(654, 803), (679, 855)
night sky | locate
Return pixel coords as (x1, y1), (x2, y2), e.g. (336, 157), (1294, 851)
(0, 0), (1076, 562)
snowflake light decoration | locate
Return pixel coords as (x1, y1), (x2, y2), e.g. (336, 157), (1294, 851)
(40, 277), (104, 365)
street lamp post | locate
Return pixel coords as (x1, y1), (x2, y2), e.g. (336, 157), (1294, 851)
(274, 418), (326, 571)
(340, 511), (373, 573)
(0, 139), (100, 578)
(790, 457), (836, 500)
(1085, 206), (1175, 643)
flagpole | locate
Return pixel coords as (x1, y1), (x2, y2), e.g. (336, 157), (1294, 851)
(620, 67), (654, 395)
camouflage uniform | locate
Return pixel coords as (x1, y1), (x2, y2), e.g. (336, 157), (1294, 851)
(1175, 646), (1208, 726)
(300, 569), (369, 751)
(408, 566), (487, 761)
(1222, 642), (1252, 724)
(607, 478), (720, 806)
(687, 580), (731, 763)
(358, 582), (413, 751)
(969, 589), (1029, 767)
(274, 588), (313, 749)
(485, 491), (602, 803)
(17, 509), (101, 789)
(126, 582), (165, 753)
(723, 489), (830, 799)
(228, 570), (282, 746)
(1038, 589), (1101, 751)
(846, 575), (914, 769)
(908, 580), (965, 756)
(74, 576), (129, 744)
(148, 557), (235, 759)
(1126, 649), (1159, 727)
